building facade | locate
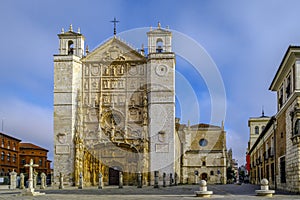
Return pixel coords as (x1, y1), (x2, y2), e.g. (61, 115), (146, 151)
(19, 143), (52, 175)
(249, 46), (300, 192)
(0, 132), (21, 175)
(177, 121), (227, 184)
(53, 23), (178, 186)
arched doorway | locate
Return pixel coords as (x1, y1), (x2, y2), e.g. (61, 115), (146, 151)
(109, 166), (121, 185)
(201, 173), (208, 181)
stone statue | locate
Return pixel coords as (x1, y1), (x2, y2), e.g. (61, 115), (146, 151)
(20, 173), (25, 189)
(40, 173), (46, 189)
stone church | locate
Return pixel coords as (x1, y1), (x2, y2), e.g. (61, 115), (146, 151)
(53, 23), (227, 186)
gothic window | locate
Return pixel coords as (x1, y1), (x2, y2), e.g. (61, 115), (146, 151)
(68, 40), (74, 55)
(294, 119), (300, 136)
(255, 126), (259, 134)
(156, 38), (163, 53)
(1, 152), (4, 160)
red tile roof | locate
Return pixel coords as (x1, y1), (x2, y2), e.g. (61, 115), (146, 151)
(20, 143), (48, 152)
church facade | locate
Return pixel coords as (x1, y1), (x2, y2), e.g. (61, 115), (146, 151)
(53, 23), (178, 186)
(53, 23), (227, 186)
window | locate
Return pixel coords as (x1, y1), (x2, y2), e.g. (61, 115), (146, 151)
(156, 38), (163, 53)
(280, 157), (286, 183)
(12, 154), (16, 163)
(7, 141), (10, 149)
(21, 159), (26, 165)
(199, 139), (208, 147)
(281, 132), (284, 138)
(294, 119), (300, 136)
(39, 159), (43, 166)
(7, 153), (10, 161)
(1, 152), (4, 160)
(1, 139), (4, 147)
(13, 143), (16, 151)
(255, 126), (259, 134)
(68, 40), (74, 55)
(286, 75), (291, 98)
(202, 161), (206, 166)
(210, 171), (214, 176)
(279, 87), (283, 108)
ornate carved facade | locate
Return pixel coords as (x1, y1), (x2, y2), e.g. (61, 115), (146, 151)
(53, 24), (176, 186)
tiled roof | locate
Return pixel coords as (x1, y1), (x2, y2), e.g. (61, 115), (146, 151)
(0, 131), (22, 141)
(20, 143), (48, 152)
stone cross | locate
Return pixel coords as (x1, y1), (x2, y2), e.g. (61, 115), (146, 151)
(119, 171), (123, 189)
(9, 169), (17, 190)
(20, 173), (25, 189)
(40, 173), (46, 189)
(162, 173), (166, 187)
(98, 172), (103, 189)
(154, 171), (159, 188)
(24, 159), (39, 190)
(137, 171), (142, 188)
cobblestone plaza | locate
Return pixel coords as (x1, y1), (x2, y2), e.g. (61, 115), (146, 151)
(0, 184), (299, 200)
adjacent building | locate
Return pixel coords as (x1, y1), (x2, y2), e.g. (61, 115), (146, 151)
(0, 132), (52, 178)
(0, 132), (21, 175)
(177, 121), (227, 184)
(249, 46), (300, 192)
(19, 143), (52, 175)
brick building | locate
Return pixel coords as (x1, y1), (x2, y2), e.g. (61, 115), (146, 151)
(19, 143), (52, 175)
(0, 132), (21, 175)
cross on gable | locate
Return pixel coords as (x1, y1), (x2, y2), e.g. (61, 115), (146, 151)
(110, 17), (120, 36)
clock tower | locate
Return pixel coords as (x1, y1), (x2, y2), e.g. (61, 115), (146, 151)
(147, 23), (176, 178)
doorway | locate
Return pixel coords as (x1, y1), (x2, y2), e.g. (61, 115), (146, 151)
(201, 173), (208, 181)
(109, 167), (120, 185)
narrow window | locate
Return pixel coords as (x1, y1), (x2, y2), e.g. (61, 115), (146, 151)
(280, 157), (286, 183)
(68, 40), (74, 55)
(156, 38), (163, 53)
(255, 126), (259, 134)
(1, 152), (4, 160)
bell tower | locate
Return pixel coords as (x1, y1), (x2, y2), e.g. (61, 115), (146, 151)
(147, 23), (176, 178)
(53, 24), (84, 185)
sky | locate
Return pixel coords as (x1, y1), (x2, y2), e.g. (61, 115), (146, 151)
(1, 0), (300, 166)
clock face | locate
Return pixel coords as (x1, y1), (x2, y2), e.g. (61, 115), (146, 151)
(199, 139), (208, 147)
(155, 65), (168, 76)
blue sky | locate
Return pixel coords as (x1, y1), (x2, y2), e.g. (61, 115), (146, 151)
(1, 0), (300, 166)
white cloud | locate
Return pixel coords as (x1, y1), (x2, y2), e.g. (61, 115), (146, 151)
(0, 97), (53, 160)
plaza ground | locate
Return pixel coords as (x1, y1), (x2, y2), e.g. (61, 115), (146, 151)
(0, 184), (299, 200)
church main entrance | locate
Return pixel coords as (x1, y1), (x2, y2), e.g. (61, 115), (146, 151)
(109, 167), (121, 185)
